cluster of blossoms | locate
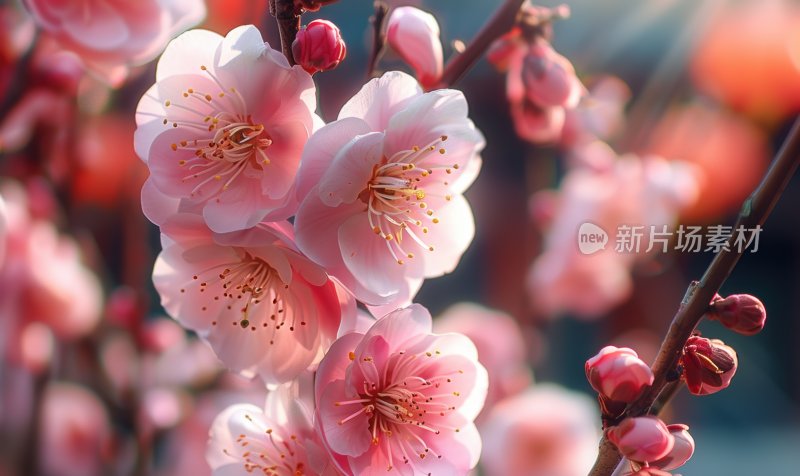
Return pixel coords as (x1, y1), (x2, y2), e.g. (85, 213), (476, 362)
(135, 7), (490, 471)
(584, 293), (766, 475)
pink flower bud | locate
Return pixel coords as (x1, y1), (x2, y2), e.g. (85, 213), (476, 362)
(586, 346), (654, 403)
(292, 19), (346, 74)
(607, 416), (675, 463)
(680, 336), (737, 395)
(708, 294), (766, 335)
(522, 41), (583, 109)
(386, 6), (443, 88)
(651, 424), (695, 471)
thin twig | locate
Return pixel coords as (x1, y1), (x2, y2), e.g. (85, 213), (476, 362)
(435, 0), (525, 88)
(589, 117), (800, 476)
(269, 0), (302, 65)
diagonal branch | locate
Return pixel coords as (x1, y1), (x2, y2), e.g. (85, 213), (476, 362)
(589, 117), (800, 476)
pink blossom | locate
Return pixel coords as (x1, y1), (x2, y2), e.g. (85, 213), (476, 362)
(293, 19), (347, 74)
(39, 383), (111, 476)
(314, 304), (488, 475)
(135, 25), (318, 232)
(207, 387), (334, 475)
(651, 424), (695, 471)
(386, 7), (444, 88)
(24, 0), (205, 86)
(585, 346), (654, 404)
(527, 152), (700, 318)
(607, 417), (675, 464)
(489, 27), (582, 144)
(480, 384), (600, 476)
(434, 303), (532, 410)
(152, 215), (345, 384)
(294, 71), (484, 311)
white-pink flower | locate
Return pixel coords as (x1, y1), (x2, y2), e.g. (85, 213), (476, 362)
(314, 304), (488, 476)
(294, 71), (484, 311)
(135, 25), (318, 233)
(153, 215), (346, 385)
(386, 7), (444, 88)
(24, 0), (206, 86)
(207, 387), (334, 476)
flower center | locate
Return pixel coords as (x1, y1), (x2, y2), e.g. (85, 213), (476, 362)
(182, 249), (305, 344)
(163, 65), (273, 199)
(335, 350), (464, 471)
(359, 135), (460, 265)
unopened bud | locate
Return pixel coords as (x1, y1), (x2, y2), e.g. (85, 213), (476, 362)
(586, 346), (654, 403)
(607, 416), (675, 463)
(292, 20), (347, 74)
(708, 294), (766, 335)
(522, 41), (583, 109)
(651, 423), (695, 471)
(386, 6), (443, 88)
(680, 336), (737, 395)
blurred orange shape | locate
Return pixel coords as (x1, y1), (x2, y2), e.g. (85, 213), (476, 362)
(691, 0), (800, 121)
(646, 103), (770, 222)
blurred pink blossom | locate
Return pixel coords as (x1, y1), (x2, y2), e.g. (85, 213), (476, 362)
(0, 180), (102, 361)
(153, 215), (345, 385)
(294, 71), (484, 313)
(489, 20), (583, 144)
(135, 25), (317, 232)
(434, 302), (532, 411)
(480, 384), (600, 476)
(387, 6), (444, 88)
(24, 0), (206, 86)
(527, 152), (699, 318)
(315, 304), (488, 475)
(39, 383), (112, 476)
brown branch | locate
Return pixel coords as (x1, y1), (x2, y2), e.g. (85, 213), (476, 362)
(435, 0), (525, 88)
(589, 117), (800, 476)
(269, 0), (302, 65)
(367, 1), (389, 79)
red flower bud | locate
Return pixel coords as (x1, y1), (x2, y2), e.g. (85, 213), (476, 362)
(586, 346), (654, 403)
(708, 294), (766, 335)
(651, 424), (695, 471)
(291, 19), (346, 74)
(607, 416), (675, 463)
(680, 336), (737, 395)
